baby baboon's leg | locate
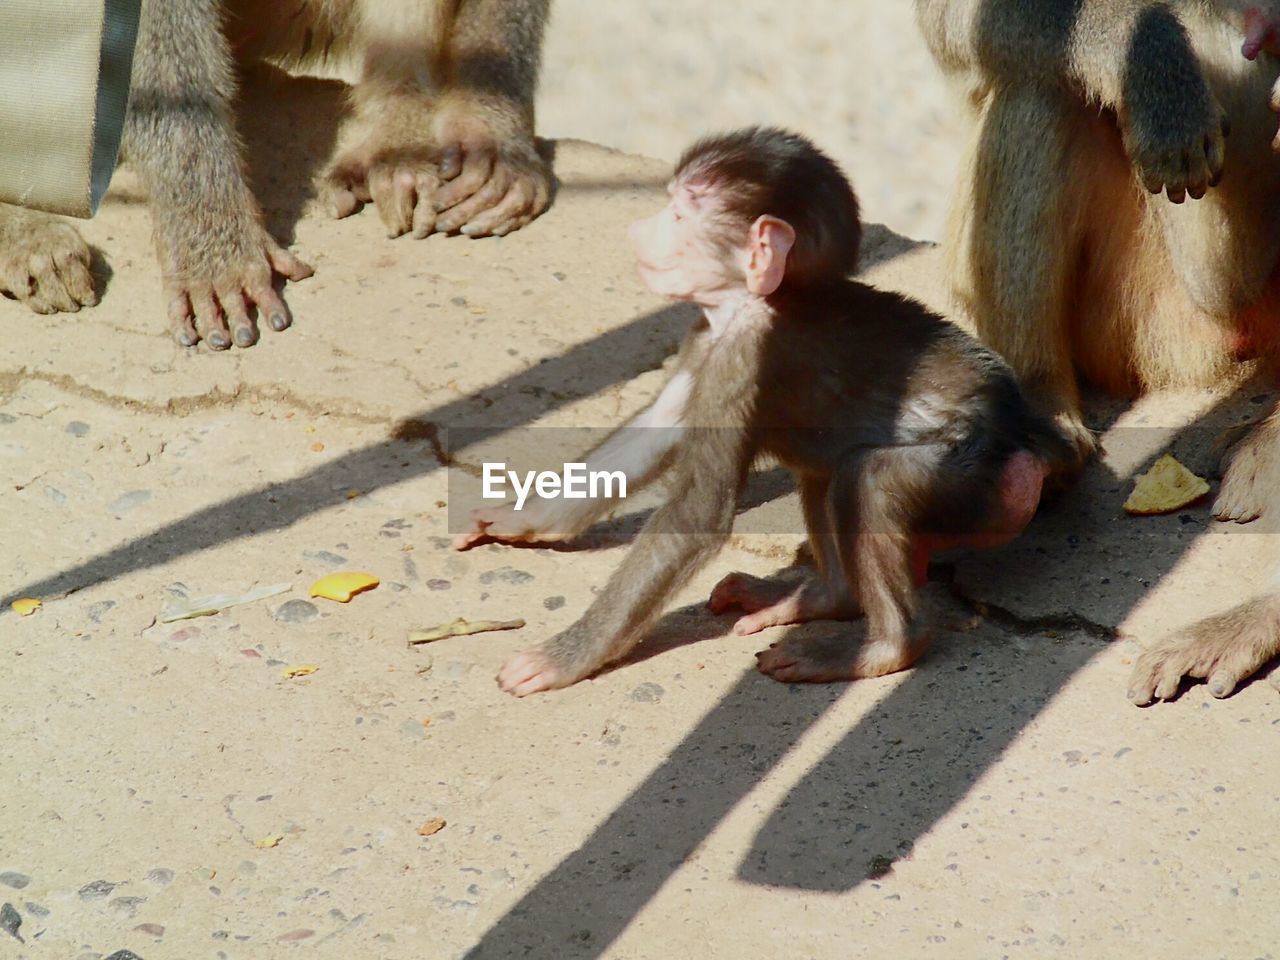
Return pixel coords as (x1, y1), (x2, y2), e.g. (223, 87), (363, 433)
(757, 452), (931, 683)
(713, 474), (860, 635)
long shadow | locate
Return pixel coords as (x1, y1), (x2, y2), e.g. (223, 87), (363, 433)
(2, 300), (692, 605)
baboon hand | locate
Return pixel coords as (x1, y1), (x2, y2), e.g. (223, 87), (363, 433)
(164, 228), (312, 350)
(1128, 598), (1280, 704)
(1121, 83), (1227, 203)
(0, 213), (97, 314)
(432, 137), (552, 238)
(1212, 415), (1280, 522)
(322, 146), (445, 240)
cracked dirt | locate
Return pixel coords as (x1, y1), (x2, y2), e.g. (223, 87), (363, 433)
(2, 67), (1279, 960)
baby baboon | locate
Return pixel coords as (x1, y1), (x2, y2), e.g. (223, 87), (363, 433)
(457, 128), (1067, 696)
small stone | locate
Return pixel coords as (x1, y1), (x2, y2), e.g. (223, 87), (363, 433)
(44, 486), (67, 505)
(66, 421), (91, 437)
(426, 579), (451, 592)
(542, 595), (566, 611)
(0, 902), (21, 942)
(134, 923), (165, 938)
(109, 896), (146, 919)
(630, 682), (665, 703)
(78, 880), (117, 901)
(23, 902), (48, 917)
(273, 599), (319, 624)
(478, 567), (534, 586)
(402, 557), (419, 582)
(110, 490), (152, 514)
(0, 413), (15, 424)
(399, 719), (428, 740)
(211, 931), (229, 940)
(277, 929), (315, 942)
(303, 550), (347, 568)
(0, 872), (30, 890)
(87, 600), (116, 624)
(144, 869), (174, 889)
(103, 951), (146, 960)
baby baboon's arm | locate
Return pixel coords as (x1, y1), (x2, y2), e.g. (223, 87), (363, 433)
(455, 363), (696, 548)
(497, 411), (750, 696)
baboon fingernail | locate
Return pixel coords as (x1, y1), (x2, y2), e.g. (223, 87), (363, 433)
(175, 330), (196, 347)
(208, 332), (230, 350)
(269, 313), (289, 331)
(234, 327), (257, 347)
(460, 224), (479, 236)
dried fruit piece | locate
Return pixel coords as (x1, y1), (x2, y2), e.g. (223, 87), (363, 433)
(255, 835), (284, 849)
(309, 572), (379, 602)
(417, 817), (446, 837)
(407, 617), (525, 646)
(1124, 454), (1211, 515)
(282, 665), (319, 679)
(11, 598), (41, 616)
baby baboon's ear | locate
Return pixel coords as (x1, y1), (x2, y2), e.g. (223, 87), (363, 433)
(745, 215), (796, 296)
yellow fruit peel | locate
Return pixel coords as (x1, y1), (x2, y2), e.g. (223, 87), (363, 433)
(255, 835), (284, 849)
(417, 817), (446, 837)
(282, 665), (319, 679)
(309, 572), (380, 602)
(1123, 454), (1211, 515)
(11, 598), (41, 616)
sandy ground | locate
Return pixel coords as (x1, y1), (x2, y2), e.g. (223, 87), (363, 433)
(539, 2), (962, 241)
(1, 31), (1279, 960)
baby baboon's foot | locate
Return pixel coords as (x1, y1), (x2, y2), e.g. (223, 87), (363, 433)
(1213, 416), (1280, 522)
(710, 573), (859, 636)
(756, 634), (862, 683)
(708, 572), (797, 615)
(0, 207), (97, 314)
(757, 629), (929, 684)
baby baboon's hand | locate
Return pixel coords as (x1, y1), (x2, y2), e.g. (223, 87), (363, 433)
(0, 206), (97, 314)
(497, 647), (577, 697)
(452, 503), (558, 550)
